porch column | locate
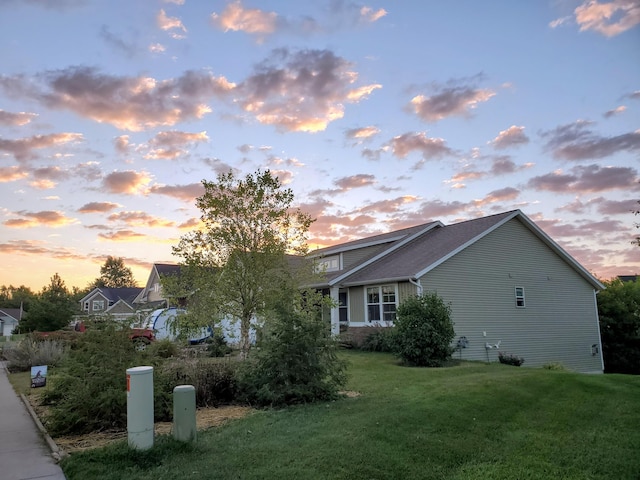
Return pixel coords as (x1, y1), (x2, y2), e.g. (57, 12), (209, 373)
(330, 286), (340, 337)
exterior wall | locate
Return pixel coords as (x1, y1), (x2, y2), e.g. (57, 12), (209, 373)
(419, 218), (602, 373)
(107, 302), (135, 314)
(348, 286), (365, 323)
(342, 244), (388, 270)
(1, 317), (18, 336)
(398, 281), (417, 303)
(86, 292), (109, 314)
(145, 270), (166, 303)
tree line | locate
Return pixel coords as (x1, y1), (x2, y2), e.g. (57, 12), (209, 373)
(1, 256), (137, 333)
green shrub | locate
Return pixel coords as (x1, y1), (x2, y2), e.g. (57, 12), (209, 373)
(155, 358), (238, 419)
(206, 333), (232, 357)
(146, 339), (179, 359)
(3, 338), (67, 372)
(238, 303), (347, 407)
(498, 352), (525, 367)
(40, 325), (154, 435)
(543, 362), (565, 371)
(360, 328), (397, 352)
(394, 293), (455, 367)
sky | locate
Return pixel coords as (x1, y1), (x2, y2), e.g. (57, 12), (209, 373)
(0, 0), (639, 292)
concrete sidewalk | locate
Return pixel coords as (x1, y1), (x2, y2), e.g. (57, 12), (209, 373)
(0, 361), (66, 480)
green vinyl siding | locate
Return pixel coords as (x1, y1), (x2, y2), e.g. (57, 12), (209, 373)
(348, 286), (365, 323)
(420, 218), (602, 373)
(342, 244), (389, 270)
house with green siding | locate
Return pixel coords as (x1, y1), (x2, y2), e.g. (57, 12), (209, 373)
(310, 210), (605, 373)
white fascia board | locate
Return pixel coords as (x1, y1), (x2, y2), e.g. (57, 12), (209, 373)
(329, 222), (444, 287)
(414, 211), (520, 279)
(342, 276), (412, 288)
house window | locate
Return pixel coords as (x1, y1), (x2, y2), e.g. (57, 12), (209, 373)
(366, 285), (397, 322)
(153, 283), (160, 293)
(515, 287), (525, 308)
(92, 300), (105, 311)
(316, 255), (340, 273)
(339, 291), (348, 323)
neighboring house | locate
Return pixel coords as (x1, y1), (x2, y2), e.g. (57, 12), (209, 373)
(310, 209), (605, 373)
(79, 287), (143, 321)
(134, 263), (182, 309)
(0, 308), (22, 336)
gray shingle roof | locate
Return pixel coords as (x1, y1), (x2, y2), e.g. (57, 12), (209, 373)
(339, 211), (515, 285)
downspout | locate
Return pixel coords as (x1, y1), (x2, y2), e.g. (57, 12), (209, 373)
(409, 278), (423, 296)
(593, 289), (605, 372)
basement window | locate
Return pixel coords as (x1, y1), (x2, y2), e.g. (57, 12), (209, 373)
(515, 287), (525, 308)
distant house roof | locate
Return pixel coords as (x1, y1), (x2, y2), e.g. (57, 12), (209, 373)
(312, 210), (604, 291)
(0, 308), (22, 322)
(79, 287), (143, 305)
(154, 263), (182, 276)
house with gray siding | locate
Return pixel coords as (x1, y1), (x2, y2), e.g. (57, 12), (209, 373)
(310, 210), (605, 373)
(78, 287), (143, 320)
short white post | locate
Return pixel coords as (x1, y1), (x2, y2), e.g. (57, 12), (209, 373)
(126, 366), (154, 450)
(173, 385), (197, 442)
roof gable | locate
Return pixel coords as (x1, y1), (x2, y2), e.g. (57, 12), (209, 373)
(0, 308), (22, 321)
(321, 210), (603, 291)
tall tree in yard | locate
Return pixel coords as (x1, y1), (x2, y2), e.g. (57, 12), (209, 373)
(94, 256), (137, 288)
(172, 169), (314, 359)
(19, 273), (75, 332)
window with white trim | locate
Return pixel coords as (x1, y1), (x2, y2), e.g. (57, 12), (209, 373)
(515, 287), (525, 308)
(366, 285), (397, 322)
(92, 300), (105, 311)
(316, 255), (340, 273)
(338, 291), (348, 323)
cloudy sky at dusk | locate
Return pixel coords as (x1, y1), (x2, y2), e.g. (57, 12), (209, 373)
(1, 0), (639, 291)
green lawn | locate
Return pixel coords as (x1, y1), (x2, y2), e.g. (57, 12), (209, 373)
(61, 351), (640, 480)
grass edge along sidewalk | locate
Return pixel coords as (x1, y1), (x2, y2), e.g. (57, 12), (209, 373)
(60, 351), (640, 480)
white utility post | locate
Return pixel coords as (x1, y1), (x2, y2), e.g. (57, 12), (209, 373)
(126, 366), (154, 450)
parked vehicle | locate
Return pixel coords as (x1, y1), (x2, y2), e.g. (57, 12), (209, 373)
(141, 308), (212, 345)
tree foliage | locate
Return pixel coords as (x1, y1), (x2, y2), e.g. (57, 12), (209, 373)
(237, 289), (347, 407)
(92, 256), (137, 288)
(0, 284), (36, 310)
(394, 293), (455, 367)
(18, 273), (75, 332)
(597, 278), (640, 374)
(171, 169), (314, 359)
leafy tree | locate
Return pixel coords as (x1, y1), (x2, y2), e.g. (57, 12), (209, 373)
(597, 278), (640, 374)
(171, 169), (314, 359)
(0, 284), (36, 311)
(19, 274), (76, 332)
(394, 293), (455, 367)
(92, 256), (137, 288)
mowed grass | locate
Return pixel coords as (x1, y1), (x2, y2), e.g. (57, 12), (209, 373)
(61, 351), (640, 480)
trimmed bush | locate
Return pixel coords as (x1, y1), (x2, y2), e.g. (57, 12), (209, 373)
(498, 352), (525, 367)
(394, 293), (455, 367)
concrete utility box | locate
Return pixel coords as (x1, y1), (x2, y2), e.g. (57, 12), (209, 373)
(126, 366), (154, 450)
(173, 385), (197, 442)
